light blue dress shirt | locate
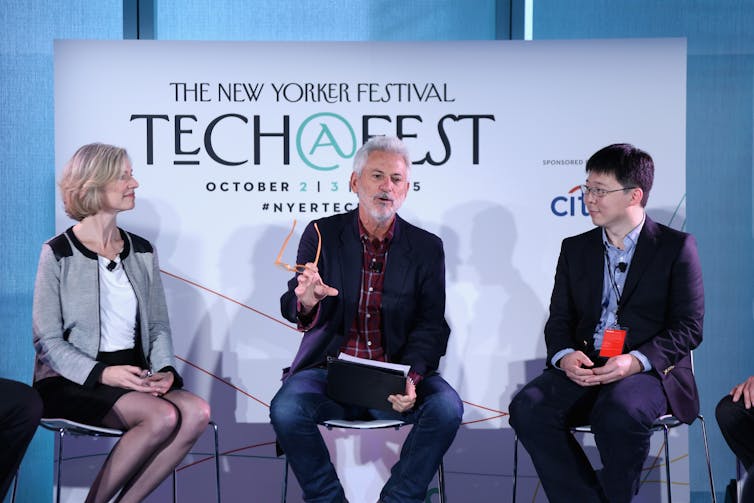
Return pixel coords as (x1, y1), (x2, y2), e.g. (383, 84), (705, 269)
(552, 215), (652, 372)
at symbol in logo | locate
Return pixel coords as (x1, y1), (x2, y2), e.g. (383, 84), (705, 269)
(296, 112), (357, 171)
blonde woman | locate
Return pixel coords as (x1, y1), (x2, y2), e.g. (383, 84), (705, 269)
(32, 143), (210, 503)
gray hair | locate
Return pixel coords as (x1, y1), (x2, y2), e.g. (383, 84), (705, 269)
(352, 136), (411, 175)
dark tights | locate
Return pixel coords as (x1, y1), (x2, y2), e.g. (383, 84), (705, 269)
(86, 390), (209, 503)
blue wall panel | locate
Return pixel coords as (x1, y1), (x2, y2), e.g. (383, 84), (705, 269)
(154, 0), (500, 41)
(0, 2), (123, 501)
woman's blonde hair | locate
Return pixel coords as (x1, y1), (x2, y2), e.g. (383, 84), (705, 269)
(59, 143), (130, 221)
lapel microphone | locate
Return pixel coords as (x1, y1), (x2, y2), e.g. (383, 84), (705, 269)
(603, 244), (628, 273)
(369, 261), (383, 273)
(106, 260), (117, 272)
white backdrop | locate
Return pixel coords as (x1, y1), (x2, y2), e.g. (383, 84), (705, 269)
(54, 39), (688, 502)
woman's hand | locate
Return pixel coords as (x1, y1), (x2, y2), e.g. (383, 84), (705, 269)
(145, 371), (174, 397)
(100, 365), (153, 392)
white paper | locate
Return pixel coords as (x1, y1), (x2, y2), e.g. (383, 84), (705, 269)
(337, 352), (410, 376)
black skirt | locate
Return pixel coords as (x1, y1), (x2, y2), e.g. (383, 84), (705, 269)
(35, 348), (143, 426)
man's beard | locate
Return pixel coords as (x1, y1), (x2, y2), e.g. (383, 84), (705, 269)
(362, 193), (402, 224)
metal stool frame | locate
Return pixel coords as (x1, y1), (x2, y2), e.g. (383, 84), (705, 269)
(511, 414), (716, 503)
(281, 419), (446, 503)
(41, 418), (221, 503)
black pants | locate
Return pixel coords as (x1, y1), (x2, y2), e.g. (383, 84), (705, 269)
(509, 368), (667, 503)
(717, 394), (754, 470)
(716, 394), (754, 502)
(0, 378), (43, 500)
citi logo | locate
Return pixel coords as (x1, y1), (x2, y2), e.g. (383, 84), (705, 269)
(551, 185), (589, 217)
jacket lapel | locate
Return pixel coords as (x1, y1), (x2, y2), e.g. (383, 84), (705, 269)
(620, 216), (660, 308)
(383, 216), (411, 303)
(340, 212), (363, 328)
(585, 229), (605, 321)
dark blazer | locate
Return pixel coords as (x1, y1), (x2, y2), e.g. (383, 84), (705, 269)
(544, 216), (704, 423)
(280, 209), (450, 380)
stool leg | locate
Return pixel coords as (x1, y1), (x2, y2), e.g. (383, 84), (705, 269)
(56, 429), (64, 503)
(211, 421), (221, 503)
(10, 470), (18, 503)
(663, 426), (672, 503)
(512, 434), (518, 503)
(281, 458), (289, 503)
(697, 415), (717, 503)
(437, 460), (446, 503)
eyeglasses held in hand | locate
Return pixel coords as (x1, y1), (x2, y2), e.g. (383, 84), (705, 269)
(580, 184), (637, 198)
(274, 220), (321, 273)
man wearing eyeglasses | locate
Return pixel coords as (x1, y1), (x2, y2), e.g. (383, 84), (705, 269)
(270, 135), (463, 503)
(509, 143), (704, 503)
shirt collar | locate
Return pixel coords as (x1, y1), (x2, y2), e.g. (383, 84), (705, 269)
(602, 212), (645, 251)
(358, 216), (396, 246)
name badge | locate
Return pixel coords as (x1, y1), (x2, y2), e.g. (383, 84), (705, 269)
(599, 326), (627, 358)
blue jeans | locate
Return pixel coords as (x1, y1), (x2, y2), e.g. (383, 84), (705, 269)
(270, 368), (462, 503)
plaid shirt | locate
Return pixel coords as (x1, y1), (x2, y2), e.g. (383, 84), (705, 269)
(339, 218), (396, 361)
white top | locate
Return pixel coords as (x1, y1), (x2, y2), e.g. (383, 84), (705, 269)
(98, 255), (138, 352)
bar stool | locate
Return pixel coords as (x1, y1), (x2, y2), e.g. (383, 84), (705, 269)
(40, 417), (221, 503)
(281, 419), (446, 502)
(9, 471), (18, 503)
(511, 413), (716, 502)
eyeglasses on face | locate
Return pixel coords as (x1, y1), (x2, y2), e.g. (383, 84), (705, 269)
(274, 220), (321, 273)
(580, 184), (637, 198)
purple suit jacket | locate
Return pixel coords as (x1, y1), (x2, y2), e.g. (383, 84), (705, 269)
(544, 216), (705, 423)
(279, 209), (450, 381)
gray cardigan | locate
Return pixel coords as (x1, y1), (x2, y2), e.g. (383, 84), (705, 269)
(32, 227), (180, 388)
